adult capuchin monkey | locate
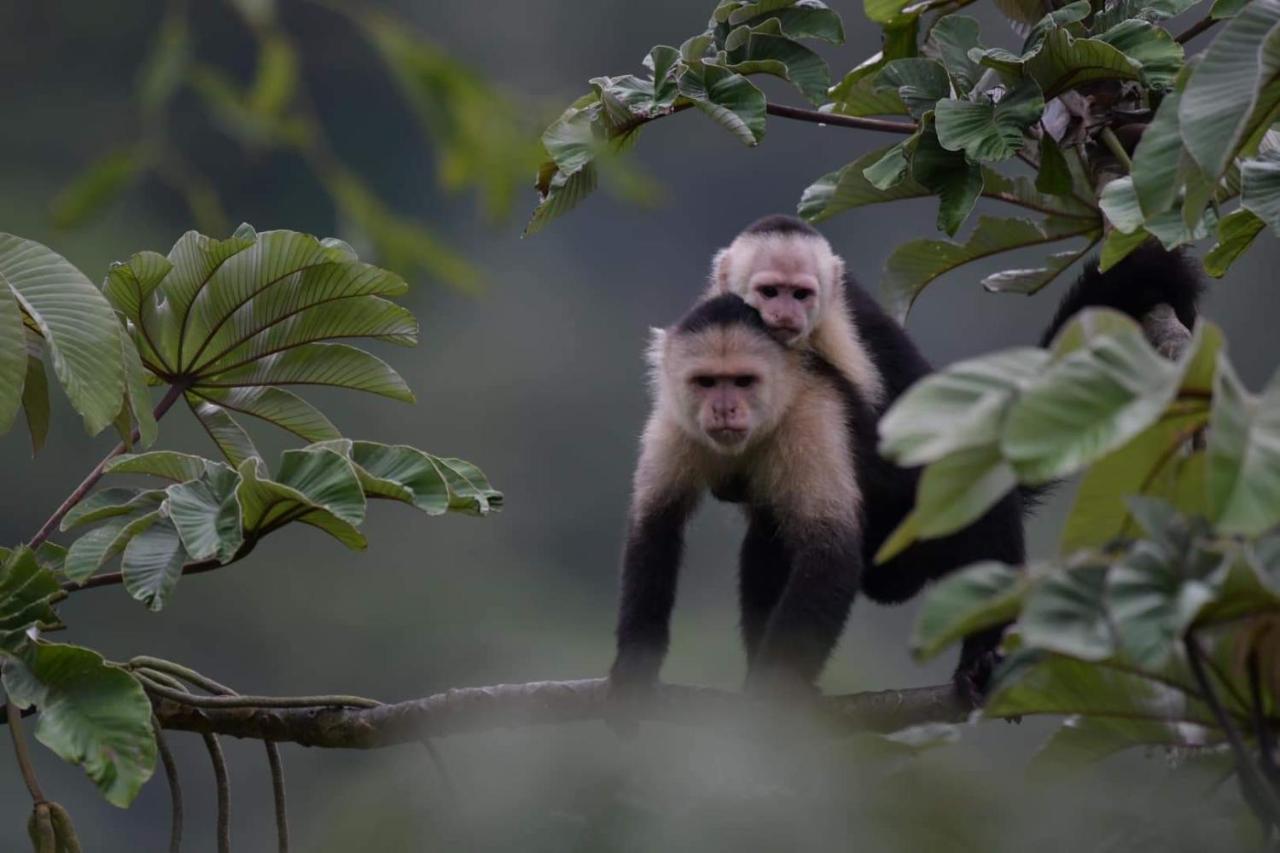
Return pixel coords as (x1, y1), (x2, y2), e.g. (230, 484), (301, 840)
(692, 214), (1203, 696)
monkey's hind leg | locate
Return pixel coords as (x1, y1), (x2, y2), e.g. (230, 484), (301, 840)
(738, 511), (791, 667)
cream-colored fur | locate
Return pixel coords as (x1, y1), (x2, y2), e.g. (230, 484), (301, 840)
(708, 232), (885, 408)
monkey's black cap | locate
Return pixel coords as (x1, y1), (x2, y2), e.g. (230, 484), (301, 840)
(741, 213), (820, 237)
(675, 294), (774, 337)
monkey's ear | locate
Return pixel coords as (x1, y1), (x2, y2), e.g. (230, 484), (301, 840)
(710, 247), (732, 294)
(646, 328), (668, 371)
(826, 253), (847, 293)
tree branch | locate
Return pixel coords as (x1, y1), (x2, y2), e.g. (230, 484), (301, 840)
(151, 678), (974, 746)
(1176, 14), (1219, 45)
(764, 103), (917, 135)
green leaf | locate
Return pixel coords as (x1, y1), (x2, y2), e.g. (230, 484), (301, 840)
(993, 0), (1049, 25)
(678, 62), (767, 145)
(981, 245), (1096, 295)
(339, 440), (503, 515)
(62, 505), (165, 585)
(1211, 0), (1253, 17)
(876, 58), (950, 118)
(187, 398), (260, 466)
(49, 150), (140, 229)
(977, 29), (1141, 99)
(911, 562), (1024, 660)
(1178, 0), (1280, 179)
(1208, 356), (1280, 535)
(196, 342), (413, 402)
(927, 15), (983, 96)
(1129, 90), (1184, 220)
(0, 287), (26, 433)
(717, 0), (845, 42)
(1020, 562), (1114, 659)
(863, 142), (911, 189)
(61, 487), (165, 532)
(864, 0), (913, 24)
(1205, 208), (1266, 276)
(188, 387), (340, 443)
(1035, 134), (1072, 196)
(1002, 312), (1183, 483)
(935, 78), (1045, 162)
(1031, 715), (1214, 776)
(137, 5), (188, 112)
(799, 146), (931, 222)
(235, 448), (366, 548)
(1242, 149), (1280, 232)
(1094, 0), (1201, 30)
(526, 159), (599, 236)
(1061, 412), (1209, 553)
(21, 348), (50, 455)
(828, 53), (908, 117)
(882, 215), (1097, 320)
(910, 127), (984, 235)
(164, 464), (243, 563)
(1096, 20), (1183, 89)
(0, 549), (61, 651)
(879, 347), (1050, 466)
(1098, 226), (1149, 271)
(724, 29), (831, 105)
(106, 451), (209, 482)
(0, 235), (125, 435)
(120, 517), (190, 611)
(1, 642), (156, 807)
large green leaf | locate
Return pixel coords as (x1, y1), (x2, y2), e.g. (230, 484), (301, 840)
(975, 29), (1141, 98)
(164, 463), (243, 563)
(121, 517), (191, 611)
(934, 78), (1045, 162)
(799, 146), (931, 222)
(1242, 149), (1280, 232)
(1129, 90), (1185, 220)
(879, 348), (1050, 466)
(0, 234), (125, 435)
(1096, 20), (1183, 89)
(1208, 356), (1280, 535)
(235, 448), (366, 548)
(0, 284), (24, 432)
(827, 53), (908, 117)
(875, 58), (950, 118)
(910, 125), (985, 236)
(927, 15), (984, 96)
(678, 62), (767, 145)
(911, 562), (1025, 660)
(1020, 562), (1114, 660)
(1205, 208), (1267, 276)
(713, 0), (845, 43)
(1, 642), (156, 807)
(1031, 716), (1215, 776)
(0, 549), (61, 652)
(1001, 312), (1183, 483)
(723, 26), (831, 106)
(62, 504), (165, 585)
(317, 439), (503, 516)
(1178, 0), (1280, 178)
(882, 215), (1097, 320)
(20, 344), (50, 455)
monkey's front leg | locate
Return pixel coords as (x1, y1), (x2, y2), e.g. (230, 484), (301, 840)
(745, 520), (863, 696)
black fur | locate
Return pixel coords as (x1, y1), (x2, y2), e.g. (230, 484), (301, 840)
(1039, 243), (1204, 347)
(741, 213), (821, 238)
(676, 292), (778, 338)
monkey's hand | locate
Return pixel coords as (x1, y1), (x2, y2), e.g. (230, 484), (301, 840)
(951, 648), (1020, 723)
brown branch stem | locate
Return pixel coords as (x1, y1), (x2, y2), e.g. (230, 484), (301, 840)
(764, 103), (917, 134)
(151, 678), (975, 747)
(29, 382), (187, 550)
(6, 702), (46, 804)
(1176, 15), (1220, 45)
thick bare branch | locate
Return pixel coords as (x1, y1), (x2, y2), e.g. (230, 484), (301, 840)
(152, 679), (973, 747)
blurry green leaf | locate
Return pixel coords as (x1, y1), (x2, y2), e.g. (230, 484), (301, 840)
(1094, 0), (1201, 30)
(1032, 716), (1215, 777)
(879, 347), (1049, 466)
(21, 347), (49, 455)
(164, 464), (243, 563)
(864, 0), (913, 24)
(0, 235), (125, 435)
(1178, 0), (1280, 179)
(1242, 149), (1280, 232)
(927, 15), (983, 95)
(724, 29), (831, 105)
(1022, 562), (1114, 660)
(911, 562), (1024, 660)
(118, 327), (157, 450)
(1099, 176), (1145, 234)
(1035, 134), (1072, 196)
(1205, 208), (1266, 276)
(1002, 312), (1182, 483)
(1061, 413), (1209, 553)
(1211, 0), (1252, 17)
(878, 446), (1017, 559)
(799, 145), (930, 222)
(137, 7), (188, 112)
(246, 35), (297, 117)
(935, 78), (1045, 162)
(678, 63), (767, 145)
(1, 642), (156, 807)
(910, 127), (984, 235)
(993, 0), (1048, 25)
(235, 448), (366, 548)
(121, 517), (190, 611)
(1129, 91), (1184, 220)
(0, 549), (61, 652)
(876, 58), (950, 118)
(1098, 226), (1149, 271)
(1208, 357), (1280, 535)
(1096, 20), (1184, 89)
(50, 151), (140, 229)
(828, 53), (908, 117)
(882, 215), (1097, 320)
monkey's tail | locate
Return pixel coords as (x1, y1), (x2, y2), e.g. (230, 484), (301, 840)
(1037, 242), (1204, 347)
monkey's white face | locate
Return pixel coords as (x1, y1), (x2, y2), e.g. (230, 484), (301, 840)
(714, 234), (836, 347)
(664, 326), (791, 455)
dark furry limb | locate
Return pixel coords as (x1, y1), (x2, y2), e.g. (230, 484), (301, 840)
(152, 679), (976, 746)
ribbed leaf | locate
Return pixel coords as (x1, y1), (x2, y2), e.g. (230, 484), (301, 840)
(164, 463), (243, 563)
(20, 341), (49, 454)
(236, 450), (366, 548)
(1128, 90), (1184, 220)
(313, 439), (503, 515)
(121, 517), (190, 611)
(981, 245), (1096, 295)
(927, 15), (983, 95)
(1020, 563), (1113, 659)
(911, 562), (1025, 660)
(976, 29), (1141, 98)
(1, 642), (156, 807)
(119, 328), (157, 449)
(724, 27), (830, 105)
(0, 549), (62, 652)
(0, 286), (24, 432)
(935, 78), (1045, 162)
(199, 343), (412, 402)
(1208, 357), (1280, 535)
(677, 62), (767, 145)
(1242, 149), (1280, 232)
(1096, 20), (1183, 89)
(828, 53), (908, 117)
(106, 451), (208, 482)
(875, 58), (950, 118)
(717, 0), (845, 42)
(0, 234), (125, 434)
(910, 126), (984, 235)
(61, 487), (164, 532)
(799, 146), (931, 222)
(190, 386), (339, 442)
(187, 398), (260, 466)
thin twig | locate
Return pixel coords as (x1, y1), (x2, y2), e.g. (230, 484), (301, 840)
(29, 382), (186, 549)
(1185, 635), (1280, 831)
(6, 702), (46, 804)
(136, 671), (378, 709)
(264, 742), (289, 853)
(1250, 650), (1280, 786)
(1099, 126), (1133, 172)
(131, 657), (238, 696)
(203, 733), (232, 853)
(764, 103), (917, 134)
(1176, 14), (1219, 45)
(62, 555), (223, 593)
(152, 715), (184, 853)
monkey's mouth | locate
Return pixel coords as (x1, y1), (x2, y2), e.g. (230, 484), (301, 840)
(708, 427), (748, 446)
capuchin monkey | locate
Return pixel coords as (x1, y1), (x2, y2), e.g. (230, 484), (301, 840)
(691, 214), (1204, 696)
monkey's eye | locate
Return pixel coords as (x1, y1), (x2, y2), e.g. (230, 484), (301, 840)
(793, 289), (813, 302)
(759, 286), (778, 299)
(693, 376), (716, 389)
(733, 376), (757, 389)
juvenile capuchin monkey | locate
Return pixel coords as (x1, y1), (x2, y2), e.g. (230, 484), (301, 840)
(699, 215), (1204, 695)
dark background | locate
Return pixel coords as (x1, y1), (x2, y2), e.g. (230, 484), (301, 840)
(1, 1), (1275, 849)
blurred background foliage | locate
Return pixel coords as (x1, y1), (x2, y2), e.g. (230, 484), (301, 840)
(1, 0), (1279, 850)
